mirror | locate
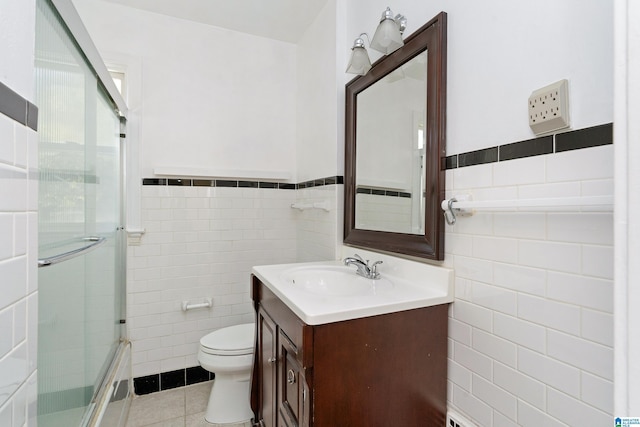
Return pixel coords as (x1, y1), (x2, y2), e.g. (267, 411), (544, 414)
(344, 12), (447, 260)
(355, 50), (428, 235)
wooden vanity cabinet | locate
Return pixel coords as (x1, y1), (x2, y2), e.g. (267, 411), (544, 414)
(250, 275), (448, 427)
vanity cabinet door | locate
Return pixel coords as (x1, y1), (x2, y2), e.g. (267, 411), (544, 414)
(252, 275), (447, 426)
(278, 330), (306, 427)
(257, 307), (278, 427)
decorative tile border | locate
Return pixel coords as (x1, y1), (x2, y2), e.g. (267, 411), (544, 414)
(133, 366), (213, 395)
(457, 146), (498, 168)
(500, 135), (553, 161)
(0, 81), (38, 131)
(356, 186), (411, 198)
(444, 123), (612, 169)
(142, 175), (344, 189)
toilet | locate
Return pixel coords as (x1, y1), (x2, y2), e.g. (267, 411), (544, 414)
(198, 323), (255, 424)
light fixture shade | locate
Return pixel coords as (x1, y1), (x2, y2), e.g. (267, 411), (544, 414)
(346, 45), (372, 75)
(370, 15), (404, 54)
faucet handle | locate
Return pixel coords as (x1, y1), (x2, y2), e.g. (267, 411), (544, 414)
(370, 260), (383, 277)
(352, 253), (365, 262)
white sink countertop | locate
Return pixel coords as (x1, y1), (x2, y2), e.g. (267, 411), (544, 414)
(252, 248), (454, 325)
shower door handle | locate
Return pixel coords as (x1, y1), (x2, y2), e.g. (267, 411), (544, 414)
(38, 236), (107, 268)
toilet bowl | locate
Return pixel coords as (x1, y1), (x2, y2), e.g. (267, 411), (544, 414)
(198, 323), (255, 424)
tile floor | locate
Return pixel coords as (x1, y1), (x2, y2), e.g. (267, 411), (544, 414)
(126, 381), (252, 427)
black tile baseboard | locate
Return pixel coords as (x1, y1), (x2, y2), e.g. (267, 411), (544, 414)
(0, 81), (39, 131)
(133, 366), (214, 395)
(445, 123), (613, 170)
(142, 175), (344, 190)
(132, 374), (159, 395)
(160, 369), (186, 390)
(186, 366), (211, 384)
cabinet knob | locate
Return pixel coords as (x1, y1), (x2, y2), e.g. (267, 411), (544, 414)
(268, 357), (277, 364)
(287, 369), (296, 384)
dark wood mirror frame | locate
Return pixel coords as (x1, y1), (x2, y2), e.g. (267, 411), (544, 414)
(344, 12), (447, 260)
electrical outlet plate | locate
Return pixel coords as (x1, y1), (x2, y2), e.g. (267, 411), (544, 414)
(528, 79), (570, 135)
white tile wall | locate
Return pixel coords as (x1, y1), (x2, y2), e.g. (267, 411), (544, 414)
(127, 143), (614, 426)
(295, 185), (340, 262)
(0, 112), (38, 426)
(128, 183), (339, 377)
(446, 145), (614, 425)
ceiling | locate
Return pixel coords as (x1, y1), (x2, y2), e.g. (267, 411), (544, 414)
(103, 0), (329, 43)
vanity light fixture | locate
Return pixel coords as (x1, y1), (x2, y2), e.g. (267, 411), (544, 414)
(346, 33), (372, 76)
(346, 7), (407, 76)
(370, 7), (407, 54)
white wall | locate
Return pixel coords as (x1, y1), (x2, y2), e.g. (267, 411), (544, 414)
(295, 0), (342, 261)
(73, 0), (297, 180)
(344, 0), (614, 425)
(343, 0), (613, 153)
(0, 1), (39, 425)
(0, 1), (36, 101)
(295, 0), (339, 182)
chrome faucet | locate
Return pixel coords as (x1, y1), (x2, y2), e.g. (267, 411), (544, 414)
(343, 254), (383, 279)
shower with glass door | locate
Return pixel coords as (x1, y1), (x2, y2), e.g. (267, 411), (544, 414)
(34, 0), (131, 425)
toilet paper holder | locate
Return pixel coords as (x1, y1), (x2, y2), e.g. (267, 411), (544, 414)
(182, 298), (213, 311)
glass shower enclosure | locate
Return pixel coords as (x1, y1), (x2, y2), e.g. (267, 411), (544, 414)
(35, 0), (128, 425)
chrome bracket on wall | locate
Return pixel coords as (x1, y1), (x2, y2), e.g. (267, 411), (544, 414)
(443, 197), (457, 225)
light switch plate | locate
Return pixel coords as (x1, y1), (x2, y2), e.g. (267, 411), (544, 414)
(528, 79), (570, 135)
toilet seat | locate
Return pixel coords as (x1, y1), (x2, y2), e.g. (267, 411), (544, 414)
(199, 323), (255, 356)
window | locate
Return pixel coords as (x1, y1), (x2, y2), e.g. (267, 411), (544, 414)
(109, 70), (126, 97)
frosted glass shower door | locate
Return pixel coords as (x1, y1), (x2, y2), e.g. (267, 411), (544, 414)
(35, 0), (125, 425)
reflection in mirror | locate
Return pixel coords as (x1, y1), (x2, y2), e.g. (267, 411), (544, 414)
(355, 51), (428, 235)
(344, 12), (447, 261)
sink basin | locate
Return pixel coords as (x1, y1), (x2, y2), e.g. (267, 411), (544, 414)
(280, 265), (393, 297)
(253, 259), (453, 325)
